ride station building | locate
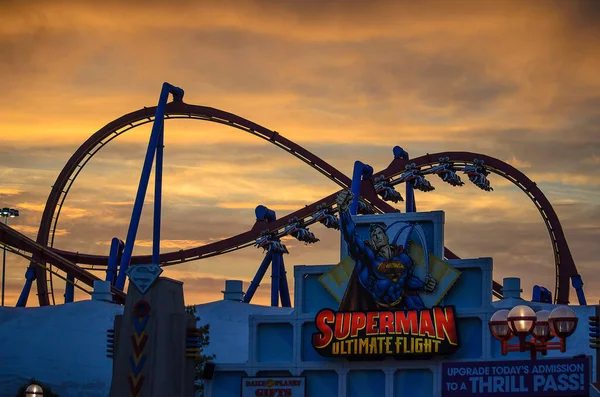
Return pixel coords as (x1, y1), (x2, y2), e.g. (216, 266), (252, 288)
(199, 206), (596, 397)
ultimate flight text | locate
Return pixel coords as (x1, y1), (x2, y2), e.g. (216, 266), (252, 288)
(312, 307), (459, 357)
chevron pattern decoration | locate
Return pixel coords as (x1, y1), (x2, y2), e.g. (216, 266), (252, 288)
(128, 300), (150, 397)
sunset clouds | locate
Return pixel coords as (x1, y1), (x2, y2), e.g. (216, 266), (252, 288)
(0, 0), (598, 307)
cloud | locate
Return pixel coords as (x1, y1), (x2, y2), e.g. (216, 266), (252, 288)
(16, 202), (89, 219)
(216, 202), (307, 211)
(10, 224), (69, 237)
(529, 173), (600, 187)
(12, 202), (46, 212)
(505, 156), (532, 169)
(97, 239), (222, 250)
(583, 155), (600, 165)
(101, 201), (135, 206)
(0, 188), (24, 196)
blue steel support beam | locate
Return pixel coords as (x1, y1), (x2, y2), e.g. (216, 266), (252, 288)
(278, 255), (291, 307)
(115, 83), (183, 291)
(271, 252), (281, 307)
(393, 146), (416, 212)
(244, 251), (273, 303)
(65, 274), (74, 303)
(106, 237), (123, 286)
(350, 161), (374, 215)
(16, 267), (36, 307)
(571, 275), (587, 305)
(406, 184), (416, 213)
(153, 120), (164, 265)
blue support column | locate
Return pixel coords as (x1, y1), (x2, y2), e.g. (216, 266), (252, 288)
(115, 83), (183, 291)
(406, 184), (416, 213)
(153, 120), (164, 265)
(65, 274), (74, 303)
(572, 275), (587, 305)
(278, 254), (291, 307)
(106, 237), (123, 286)
(350, 161), (374, 215)
(393, 146), (416, 213)
(244, 251), (273, 303)
(271, 252), (281, 307)
(16, 267), (36, 307)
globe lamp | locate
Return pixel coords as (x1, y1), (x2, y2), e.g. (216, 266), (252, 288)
(25, 384), (43, 396)
(549, 306), (578, 339)
(489, 309), (512, 341)
(507, 305), (536, 337)
(531, 310), (553, 342)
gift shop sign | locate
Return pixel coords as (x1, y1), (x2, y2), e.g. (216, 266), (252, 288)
(242, 377), (305, 397)
(442, 357), (590, 396)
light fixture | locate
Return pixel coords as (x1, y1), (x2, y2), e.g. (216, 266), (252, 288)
(1, 206), (20, 307)
(549, 306), (578, 339)
(488, 309), (513, 355)
(1, 208), (19, 219)
(489, 305), (578, 360)
(531, 309), (553, 342)
(507, 305), (536, 347)
(25, 384), (44, 396)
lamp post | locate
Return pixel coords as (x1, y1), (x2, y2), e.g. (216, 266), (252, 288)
(489, 305), (578, 360)
(1, 207), (19, 307)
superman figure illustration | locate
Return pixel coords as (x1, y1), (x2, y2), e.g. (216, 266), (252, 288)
(336, 190), (437, 311)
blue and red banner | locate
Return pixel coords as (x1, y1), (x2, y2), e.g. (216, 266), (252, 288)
(442, 357), (591, 396)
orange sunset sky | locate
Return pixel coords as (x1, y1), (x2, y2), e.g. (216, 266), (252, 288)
(0, 0), (599, 307)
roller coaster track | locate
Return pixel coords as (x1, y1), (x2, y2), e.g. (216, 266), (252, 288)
(25, 101), (396, 306)
(376, 153), (581, 305)
(0, 101), (573, 305)
(0, 222), (126, 304)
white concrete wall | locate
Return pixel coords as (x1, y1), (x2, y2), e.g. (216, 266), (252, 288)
(0, 300), (122, 397)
